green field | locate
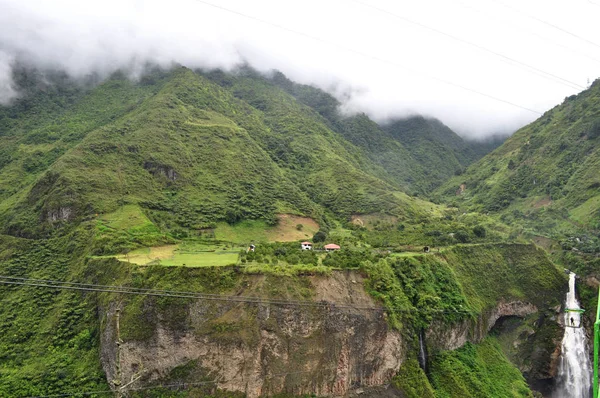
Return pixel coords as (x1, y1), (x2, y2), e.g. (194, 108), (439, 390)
(114, 243), (240, 267)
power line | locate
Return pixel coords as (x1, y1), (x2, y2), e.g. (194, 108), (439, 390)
(190, 0), (542, 115)
(0, 275), (475, 315)
(489, 0), (600, 50)
(0, 277), (380, 311)
(455, 0), (600, 65)
(350, 0), (585, 90)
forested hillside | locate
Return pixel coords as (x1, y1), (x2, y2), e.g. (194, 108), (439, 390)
(206, 68), (500, 195)
(437, 79), (600, 238)
(0, 64), (567, 398)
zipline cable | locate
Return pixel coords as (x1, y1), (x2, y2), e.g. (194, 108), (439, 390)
(454, 0), (600, 65)
(350, 0), (585, 90)
(0, 275), (475, 315)
(189, 0), (543, 115)
(489, 0), (600, 50)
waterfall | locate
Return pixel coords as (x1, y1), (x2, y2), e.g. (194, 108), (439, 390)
(418, 329), (427, 374)
(554, 272), (592, 398)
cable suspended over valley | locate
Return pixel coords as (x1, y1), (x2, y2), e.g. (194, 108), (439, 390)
(0, 275), (474, 315)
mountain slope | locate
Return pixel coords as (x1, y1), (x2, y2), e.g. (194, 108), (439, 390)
(0, 65), (567, 398)
(436, 80), (600, 234)
(208, 69), (500, 195)
(382, 116), (480, 186)
(0, 67), (446, 240)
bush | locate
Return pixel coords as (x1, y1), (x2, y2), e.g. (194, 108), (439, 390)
(473, 225), (487, 238)
(454, 230), (470, 243)
(313, 230), (327, 242)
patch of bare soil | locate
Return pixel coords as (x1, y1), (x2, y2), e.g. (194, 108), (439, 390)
(533, 196), (552, 209)
(266, 214), (319, 242)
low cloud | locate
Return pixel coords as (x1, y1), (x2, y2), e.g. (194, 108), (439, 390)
(0, 0), (598, 138)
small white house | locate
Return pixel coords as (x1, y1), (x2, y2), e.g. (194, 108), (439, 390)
(301, 241), (313, 250)
(324, 243), (340, 252)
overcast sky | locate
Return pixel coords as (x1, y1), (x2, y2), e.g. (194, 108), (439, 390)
(1, 0), (599, 138)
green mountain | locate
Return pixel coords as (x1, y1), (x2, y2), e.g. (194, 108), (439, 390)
(381, 116), (481, 185)
(0, 66), (452, 243)
(436, 80), (600, 236)
(208, 68), (500, 195)
(0, 64), (566, 398)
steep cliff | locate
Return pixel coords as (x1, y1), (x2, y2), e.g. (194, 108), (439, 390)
(92, 243), (565, 397)
(100, 272), (403, 397)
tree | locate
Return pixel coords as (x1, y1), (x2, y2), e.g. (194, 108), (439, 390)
(454, 230), (470, 243)
(473, 225), (487, 238)
(313, 230), (327, 243)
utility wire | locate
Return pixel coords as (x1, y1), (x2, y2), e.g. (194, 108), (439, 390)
(455, 0), (600, 65)
(350, 0), (585, 90)
(190, 0), (542, 115)
(0, 276), (383, 311)
(0, 275), (475, 315)
(489, 0), (600, 50)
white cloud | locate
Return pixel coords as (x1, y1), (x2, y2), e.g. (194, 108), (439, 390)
(0, 50), (17, 104)
(0, 0), (599, 137)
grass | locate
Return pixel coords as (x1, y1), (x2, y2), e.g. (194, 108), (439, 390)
(267, 214), (319, 241)
(570, 194), (600, 224)
(99, 204), (155, 231)
(430, 337), (534, 398)
(214, 220), (270, 243)
(214, 214), (319, 243)
(441, 243), (566, 312)
(113, 244), (240, 267)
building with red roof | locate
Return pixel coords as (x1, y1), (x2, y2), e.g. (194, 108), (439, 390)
(324, 243), (340, 252)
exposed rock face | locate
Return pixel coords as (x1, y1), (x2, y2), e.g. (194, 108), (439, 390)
(143, 161), (178, 182)
(101, 272), (405, 397)
(426, 300), (538, 351)
(425, 300), (565, 397)
(46, 206), (73, 222)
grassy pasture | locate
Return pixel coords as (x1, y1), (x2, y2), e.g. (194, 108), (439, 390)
(214, 214), (319, 243)
(114, 244), (240, 267)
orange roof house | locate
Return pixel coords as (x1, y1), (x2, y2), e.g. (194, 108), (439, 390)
(324, 243), (340, 252)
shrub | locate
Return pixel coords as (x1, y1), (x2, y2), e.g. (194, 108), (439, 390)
(313, 230), (327, 242)
(454, 230), (470, 243)
(473, 225), (487, 238)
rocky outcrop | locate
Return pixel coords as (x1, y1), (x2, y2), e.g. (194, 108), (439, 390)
(426, 300), (538, 351)
(143, 160), (178, 182)
(46, 206), (73, 222)
(100, 272), (405, 397)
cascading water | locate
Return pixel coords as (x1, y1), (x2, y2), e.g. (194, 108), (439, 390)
(418, 329), (427, 374)
(554, 272), (592, 398)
